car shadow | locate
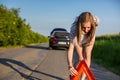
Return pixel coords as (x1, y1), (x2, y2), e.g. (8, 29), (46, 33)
(25, 45), (49, 50)
(50, 47), (68, 51)
(25, 44), (68, 51)
(0, 58), (64, 80)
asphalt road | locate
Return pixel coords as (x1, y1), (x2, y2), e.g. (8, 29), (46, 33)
(0, 43), (120, 80)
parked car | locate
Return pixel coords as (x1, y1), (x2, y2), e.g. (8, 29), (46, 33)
(48, 28), (70, 49)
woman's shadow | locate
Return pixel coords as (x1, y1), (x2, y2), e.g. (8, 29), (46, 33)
(0, 58), (64, 80)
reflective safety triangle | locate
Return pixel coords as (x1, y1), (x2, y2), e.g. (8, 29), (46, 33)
(70, 60), (95, 80)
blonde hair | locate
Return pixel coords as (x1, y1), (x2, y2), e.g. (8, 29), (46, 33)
(76, 12), (96, 46)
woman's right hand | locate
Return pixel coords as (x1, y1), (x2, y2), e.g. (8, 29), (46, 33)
(69, 66), (78, 76)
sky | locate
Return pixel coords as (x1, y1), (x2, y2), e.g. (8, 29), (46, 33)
(0, 0), (120, 36)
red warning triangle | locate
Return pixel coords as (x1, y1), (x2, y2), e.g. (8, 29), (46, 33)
(70, 60), (95, 80)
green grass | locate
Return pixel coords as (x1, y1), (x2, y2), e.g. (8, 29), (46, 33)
(92, 34), (120, 75)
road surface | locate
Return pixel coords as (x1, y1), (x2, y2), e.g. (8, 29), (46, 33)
(0, 43), (120, 80)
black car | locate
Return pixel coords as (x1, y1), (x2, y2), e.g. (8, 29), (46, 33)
(48, 28), (70, 49)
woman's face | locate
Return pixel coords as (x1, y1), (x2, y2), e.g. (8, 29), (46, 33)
(82, 21), (91, 33)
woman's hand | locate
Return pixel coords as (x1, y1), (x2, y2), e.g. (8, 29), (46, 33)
(69, 66), (78, 76)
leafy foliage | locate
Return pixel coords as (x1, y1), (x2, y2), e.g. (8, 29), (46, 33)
(0, 5), (48, 47)
(92, 34), (120, 75)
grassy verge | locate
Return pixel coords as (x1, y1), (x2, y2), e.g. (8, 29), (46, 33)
(92, 34), (120, 75)
(0, 43), (46, 51)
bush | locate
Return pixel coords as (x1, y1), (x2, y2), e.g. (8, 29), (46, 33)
(0, 5), (48, 47)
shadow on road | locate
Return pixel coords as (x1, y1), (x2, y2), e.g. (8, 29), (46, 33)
(0, 58), (64, 80)
(25, 45), (67, 51)
(25, 45), (49, 50)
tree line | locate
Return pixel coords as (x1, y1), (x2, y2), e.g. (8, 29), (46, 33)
(0, 5), (48, 47)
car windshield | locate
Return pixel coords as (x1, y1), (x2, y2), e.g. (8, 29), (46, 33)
(50, 28), (67, 35)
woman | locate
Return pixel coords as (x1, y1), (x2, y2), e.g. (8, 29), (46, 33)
(67, 12), (99, 80)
